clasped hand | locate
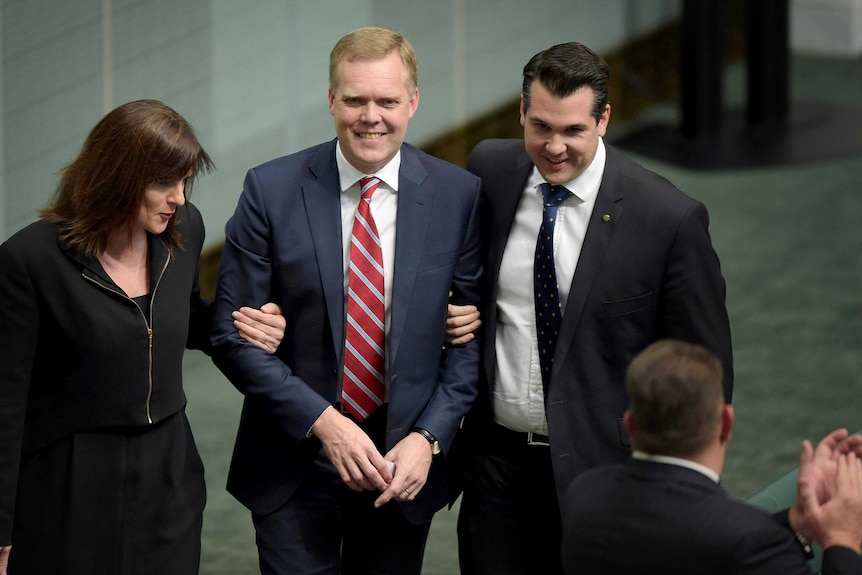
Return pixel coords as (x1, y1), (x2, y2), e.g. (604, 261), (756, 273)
(311, 408), (432, 508)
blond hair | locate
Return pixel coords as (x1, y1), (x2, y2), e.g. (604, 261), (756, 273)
(329, 27), (418, 94)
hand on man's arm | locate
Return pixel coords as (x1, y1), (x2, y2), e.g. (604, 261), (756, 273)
(234, 302), (286, 354)
(446, 295), (481, 346)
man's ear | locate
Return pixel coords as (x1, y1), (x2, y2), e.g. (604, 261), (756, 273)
(719, 404), (734, 445)
(623, 409), (635, 438)
(519, 95), (526, 127)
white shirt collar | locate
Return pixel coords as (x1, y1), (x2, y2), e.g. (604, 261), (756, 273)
(526, 136), (606, 201)
(632, 450), (721, 484)
(335, 141), (401, 193)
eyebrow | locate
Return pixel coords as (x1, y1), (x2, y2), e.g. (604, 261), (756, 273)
(340, 92), (403, 102)
(529, 115), (587, 130)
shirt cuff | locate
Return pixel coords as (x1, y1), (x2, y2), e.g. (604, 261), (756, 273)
(306, 405), (334, 438)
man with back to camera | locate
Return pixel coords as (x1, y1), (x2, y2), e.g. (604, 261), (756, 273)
(561, 338), (862, 574)
(450, 41), (734, 574)
(210, 27), (483, 575)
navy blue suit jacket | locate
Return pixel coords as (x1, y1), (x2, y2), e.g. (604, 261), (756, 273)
(561, 459), (862, 574)
(464, 139), (733, 507)
(211, 139), (483, 524)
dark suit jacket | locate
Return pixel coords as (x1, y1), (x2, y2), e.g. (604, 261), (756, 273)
(464, 139), (733, 506)
(210, 139), (483, 525)
(0, 204), (210, 545)
(561, 459), (862, 574)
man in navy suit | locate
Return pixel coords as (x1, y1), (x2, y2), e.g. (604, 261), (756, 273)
(210, 27), (482, 575)
(561, 339), (862, 574)
(452, 42), (733, 574)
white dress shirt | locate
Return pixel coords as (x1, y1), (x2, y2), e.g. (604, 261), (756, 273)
(336, 143), (400, 395)
(493, 139), (607, 434)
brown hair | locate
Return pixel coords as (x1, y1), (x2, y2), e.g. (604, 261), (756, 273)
(625, 339), (725, 458)
(329, 27), (418, 95)
(41, 99), (214, 257)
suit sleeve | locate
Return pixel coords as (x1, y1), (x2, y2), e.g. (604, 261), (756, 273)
(0, 240), (39, 545)
(657, 199), (734, 402)
(412, 177), (484, 453)
(820, 546), (862, 574)
(210, 168), (331, 441)
(183, 203), (213, 354)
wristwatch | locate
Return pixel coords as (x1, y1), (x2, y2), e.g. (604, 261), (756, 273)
(412, 427), (442, 455)
(793, 531), (814, 560)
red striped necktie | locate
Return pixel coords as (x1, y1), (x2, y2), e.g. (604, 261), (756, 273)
(341, 176), (386, 421)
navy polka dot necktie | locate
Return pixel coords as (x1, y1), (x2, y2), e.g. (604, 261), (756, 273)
(534, 183), (571, 388)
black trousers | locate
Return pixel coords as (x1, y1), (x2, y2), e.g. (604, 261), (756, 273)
(457, 421), (563, 575)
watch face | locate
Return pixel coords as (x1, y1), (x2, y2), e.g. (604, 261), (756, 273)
(414, 428), (441, 455)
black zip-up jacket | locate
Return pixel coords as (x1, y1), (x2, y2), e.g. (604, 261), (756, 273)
(0, 203), (211, 544)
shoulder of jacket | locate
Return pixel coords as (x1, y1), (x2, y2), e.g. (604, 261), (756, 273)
(2, 219), (58, 253)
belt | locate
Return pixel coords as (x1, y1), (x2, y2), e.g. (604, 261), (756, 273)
(487, 420), (551, 446)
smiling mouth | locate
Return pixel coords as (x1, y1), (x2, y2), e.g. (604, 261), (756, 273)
(358, 133), (383, 139)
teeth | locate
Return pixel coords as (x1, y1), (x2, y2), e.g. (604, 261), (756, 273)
(359, 133), (382, 139)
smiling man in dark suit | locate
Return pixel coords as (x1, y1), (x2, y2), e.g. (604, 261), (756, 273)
(210, 27), (482, 575)
(561, 339), (862, 574)
(452, 41), (733, 575)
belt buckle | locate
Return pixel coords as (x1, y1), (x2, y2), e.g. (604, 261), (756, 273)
(526, 432), (550, 446)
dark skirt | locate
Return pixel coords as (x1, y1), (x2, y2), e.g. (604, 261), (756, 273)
(9, 409), (206, 575)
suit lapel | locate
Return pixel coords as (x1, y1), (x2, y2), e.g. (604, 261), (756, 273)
(304, 140), (347, 361)
(552, 149), (625, 380)
(487, 151), (534, 292)
(388, 146), (430, 365)
(484, 149), (534, 393)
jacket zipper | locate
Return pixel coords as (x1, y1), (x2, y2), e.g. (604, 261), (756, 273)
(82, 254), (171, 424)
(146, 256), (170, 422)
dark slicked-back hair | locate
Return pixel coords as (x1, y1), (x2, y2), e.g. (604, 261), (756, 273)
(521, 41), (609, 122)
(41, 99), (214, 257)
(625, 339), (725, 458)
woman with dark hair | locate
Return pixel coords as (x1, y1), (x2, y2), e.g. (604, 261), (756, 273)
(0, 99), (284, 574)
